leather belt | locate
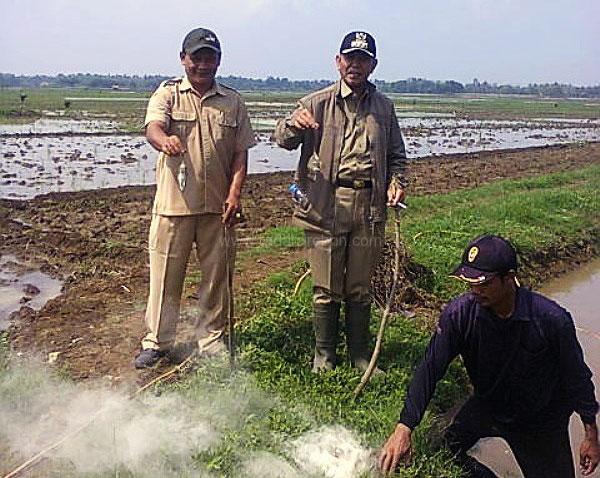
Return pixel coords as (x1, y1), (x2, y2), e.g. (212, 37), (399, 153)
(336, 178), (373, 189)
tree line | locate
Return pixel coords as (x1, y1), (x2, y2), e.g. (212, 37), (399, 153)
(1, 73), (599, 98)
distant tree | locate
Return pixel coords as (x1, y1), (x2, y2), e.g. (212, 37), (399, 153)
(0, 73), (598, 97)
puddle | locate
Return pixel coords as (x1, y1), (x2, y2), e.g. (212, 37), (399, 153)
(471, 258), (600, 477)
(0, 254), (63, 330)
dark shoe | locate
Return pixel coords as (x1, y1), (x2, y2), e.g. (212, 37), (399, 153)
(134, 349), (166, 369)
(345, 302), (384, 375)
(312, 302), (340, 372)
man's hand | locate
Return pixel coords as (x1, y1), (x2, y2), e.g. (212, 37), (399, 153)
(289, 107), (319, 130)
(222, 192), (241, 226)
(580, 423), (600, 476)
(378, 423), (413, 474)
(161, 135), (186, 156)
(387, 182), (406, 207)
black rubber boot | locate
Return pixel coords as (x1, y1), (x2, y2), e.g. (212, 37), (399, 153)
(312, 302), (340, 372)
(345, 301), (383, 374)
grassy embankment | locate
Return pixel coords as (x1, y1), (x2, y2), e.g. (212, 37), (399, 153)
(0, 88), (150, 131)
(0, 165), (597, 477)
(388, 94), (600, 120)
(168, 165), (599, 476)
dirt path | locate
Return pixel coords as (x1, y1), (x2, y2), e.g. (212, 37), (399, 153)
(1, 142), (599, 384)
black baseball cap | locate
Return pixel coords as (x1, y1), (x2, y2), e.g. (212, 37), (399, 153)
(182, 28), (221, 55)
(339, 31), (376, 58)
(450, 235), (518, 284)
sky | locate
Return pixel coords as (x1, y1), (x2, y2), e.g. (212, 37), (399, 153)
(1, 0), (599, 86)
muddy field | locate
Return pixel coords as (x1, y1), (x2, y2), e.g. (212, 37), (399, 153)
(2, 116), (599, 199)
(1, 142), (599, 385)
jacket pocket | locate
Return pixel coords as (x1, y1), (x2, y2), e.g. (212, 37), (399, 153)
(293, 176), (327, 228)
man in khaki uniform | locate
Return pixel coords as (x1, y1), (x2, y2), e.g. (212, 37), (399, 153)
(135, 27), (256, 368)
(274, 31), (408, 372)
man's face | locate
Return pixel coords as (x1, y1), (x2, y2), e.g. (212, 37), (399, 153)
(469, 274), (513, 310)
(335, 51), (377, 89)
(180, 48), (220, 86)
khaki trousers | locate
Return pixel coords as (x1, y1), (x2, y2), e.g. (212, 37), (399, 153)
(305, 187), (384, 305)
(141, 213), (235, 353)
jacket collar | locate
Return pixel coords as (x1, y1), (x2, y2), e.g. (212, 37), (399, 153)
(512, 287), (531, 322)
(476, 287), (530, 322)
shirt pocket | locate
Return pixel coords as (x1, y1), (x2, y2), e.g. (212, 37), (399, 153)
(168, 110), (196, 139)
(212, 110), (238, 144)
(366, 112), (387, 149)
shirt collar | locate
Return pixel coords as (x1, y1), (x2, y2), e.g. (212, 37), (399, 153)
(340, 80), (353, 99)
(336, 79), (375, 101)
(180, 76), (227, 97)
(180, 76), (193, 92)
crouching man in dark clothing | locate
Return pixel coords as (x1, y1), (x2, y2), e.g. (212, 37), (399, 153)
(379, 235), (599, 477)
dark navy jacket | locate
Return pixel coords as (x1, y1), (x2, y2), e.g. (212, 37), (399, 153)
(399, 287), (598, 431)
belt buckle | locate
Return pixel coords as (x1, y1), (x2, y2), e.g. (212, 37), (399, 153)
(353, 179), (365, 189)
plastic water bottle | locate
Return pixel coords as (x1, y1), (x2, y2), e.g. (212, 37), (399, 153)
(288, 183), (307, 206)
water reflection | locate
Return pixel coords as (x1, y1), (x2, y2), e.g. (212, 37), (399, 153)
(1, 116), (599, 199)
(0, 254), (63, 330)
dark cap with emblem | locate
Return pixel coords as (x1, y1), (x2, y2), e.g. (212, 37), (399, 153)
(182, 27), (221, 55)
(450, 234), (518, 284)
(340, 31), (376, 58)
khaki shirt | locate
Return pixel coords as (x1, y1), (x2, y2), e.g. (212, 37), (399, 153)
(145, 77), (256, 216)
(337, 80), (372, 181)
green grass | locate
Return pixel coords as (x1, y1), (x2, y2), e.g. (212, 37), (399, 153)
(2, 88), (599, 131)
(239, 225), (305, 260)
(0, 87), (149, 131)
(389, 94), (600, 119)
(241, 90), (600, 119)
(1, 166), (598, 477)
(157, 270), (466, 477)
(166, 165), (599, 476)
(397, 164), (600, 299)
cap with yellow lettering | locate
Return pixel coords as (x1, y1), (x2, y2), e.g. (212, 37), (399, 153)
(450, 234), (518, 284)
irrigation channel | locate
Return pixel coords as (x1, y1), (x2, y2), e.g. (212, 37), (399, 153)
(471, 258), (600, 478)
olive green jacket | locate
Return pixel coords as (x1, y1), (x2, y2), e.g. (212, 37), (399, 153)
(274, 80), (407, 232)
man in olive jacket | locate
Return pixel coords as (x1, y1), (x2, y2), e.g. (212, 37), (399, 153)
(274, 31), (408, 372)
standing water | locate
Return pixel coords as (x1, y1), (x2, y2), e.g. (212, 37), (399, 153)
(0, 254), (63, 330)
(471, 258), (600, 477)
